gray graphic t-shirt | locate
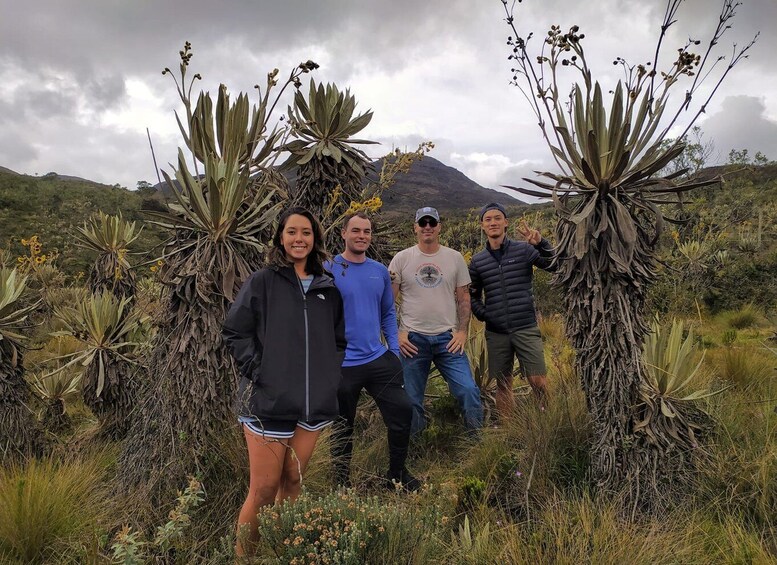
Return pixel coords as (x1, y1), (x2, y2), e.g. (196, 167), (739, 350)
(389, 245), (471, 335)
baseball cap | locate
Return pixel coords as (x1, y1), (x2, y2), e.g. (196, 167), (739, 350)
(415, 206), (440, 223)
(479, 202), (507, 221)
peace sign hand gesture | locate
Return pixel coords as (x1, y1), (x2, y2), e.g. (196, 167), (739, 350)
(517, 219), (542, 246)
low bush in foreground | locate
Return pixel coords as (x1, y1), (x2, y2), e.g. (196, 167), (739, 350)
(252, 488), (446, 564)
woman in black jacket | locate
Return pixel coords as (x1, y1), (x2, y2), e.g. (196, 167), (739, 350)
(223, 207), (346, 557)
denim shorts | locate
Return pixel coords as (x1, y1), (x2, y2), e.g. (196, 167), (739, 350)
(238, 416), (333, 439)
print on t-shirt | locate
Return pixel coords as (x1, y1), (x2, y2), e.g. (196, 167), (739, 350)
(415, 262), (443, 288)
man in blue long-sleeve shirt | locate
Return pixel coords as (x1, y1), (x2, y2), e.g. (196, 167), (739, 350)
(326, 211), (419, 491)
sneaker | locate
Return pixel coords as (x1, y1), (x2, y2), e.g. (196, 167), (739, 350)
(385, 468), (422, 492)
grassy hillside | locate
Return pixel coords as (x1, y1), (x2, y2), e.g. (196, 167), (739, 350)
(1, 313), (774, 563)
(0, 172), (166, 275)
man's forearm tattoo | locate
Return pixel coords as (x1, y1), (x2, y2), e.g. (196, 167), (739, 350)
(456, 285), (471, 332)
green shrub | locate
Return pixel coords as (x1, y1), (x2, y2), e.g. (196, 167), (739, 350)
(704, 250), (777, 314)
(0, 454), (107, 563)
(533, 267), (563, 317)
(110, 477), (205, 565)
(458, 476), (487, 511)
(413, 388), (469, 452)
(494, 452), (521, 482)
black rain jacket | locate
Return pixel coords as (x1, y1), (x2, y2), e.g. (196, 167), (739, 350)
(222, 266), (346, 421)
(469, 238), (555, 334)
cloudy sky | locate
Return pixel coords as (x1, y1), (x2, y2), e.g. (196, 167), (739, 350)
(1, 0), (774, 198)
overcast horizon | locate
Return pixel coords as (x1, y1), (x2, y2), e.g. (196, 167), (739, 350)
(1, 0), (775, 199)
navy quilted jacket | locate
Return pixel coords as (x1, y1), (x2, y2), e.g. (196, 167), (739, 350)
(469, 238), (555, 333)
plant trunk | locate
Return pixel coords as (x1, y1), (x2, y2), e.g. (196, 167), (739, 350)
(0, 356), (42, 461)
(118, 242), (255, 501)
(89, 255), (136, 304)
(42, 397), (70, 434)
(557, 207), (701, 509)
(83, 358), (137, 439)
(564, 266), (646, 491)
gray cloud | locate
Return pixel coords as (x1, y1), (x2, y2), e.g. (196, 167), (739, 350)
(85, 75), (127, 111)
(700, 95), (777, 160)
(0, 0), (773, 189)
(20, 86), (79, 119)
(671, 0), (773, 73)
(0, 133), (39, 164)
(0, 0), (482, 80)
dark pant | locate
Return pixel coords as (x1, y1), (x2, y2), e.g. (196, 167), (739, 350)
(332, 350), (412, 482)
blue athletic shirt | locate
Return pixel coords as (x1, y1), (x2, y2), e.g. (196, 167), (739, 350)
(325, 255), (400, 366)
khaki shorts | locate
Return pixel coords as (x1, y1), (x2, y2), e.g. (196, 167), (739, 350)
(486, 326), (546, 381)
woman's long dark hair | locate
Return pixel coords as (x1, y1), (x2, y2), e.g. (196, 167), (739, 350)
(267, 207), (328, 275)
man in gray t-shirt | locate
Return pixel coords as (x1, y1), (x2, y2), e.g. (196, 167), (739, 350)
(389, 206), (483, 435)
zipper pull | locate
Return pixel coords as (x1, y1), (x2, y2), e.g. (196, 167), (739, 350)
(298, 275), (309, 309)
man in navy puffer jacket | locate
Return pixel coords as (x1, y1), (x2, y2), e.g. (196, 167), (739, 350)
(469, 203), (555, 420)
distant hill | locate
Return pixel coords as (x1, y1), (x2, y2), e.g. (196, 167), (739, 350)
(368, 156), (520, 217)
(40, 172), (97, 184)
(0, 166), (19, 175)
(155, 156), (522, 216)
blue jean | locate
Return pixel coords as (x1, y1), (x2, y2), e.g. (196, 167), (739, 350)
(401, 331), (483, 435)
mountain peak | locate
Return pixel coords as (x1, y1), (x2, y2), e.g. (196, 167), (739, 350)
(373, 155), (521, 216)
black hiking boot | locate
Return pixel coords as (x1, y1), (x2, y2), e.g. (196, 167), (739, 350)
(385, 468), (422, 492)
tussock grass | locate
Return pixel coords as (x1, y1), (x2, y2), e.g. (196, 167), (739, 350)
(501, 493), (688, 564)
(457, 343), (591, 519)
(0, 452), (109, 564)
(701, 387), (777, 530)
(689, 512), (777, 563)
(538, 312), (565, 343)
(718, 304), (766, 330)
(710, 346), (776, 392)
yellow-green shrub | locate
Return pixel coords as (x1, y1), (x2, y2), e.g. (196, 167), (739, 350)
(0, 454), (107, 563)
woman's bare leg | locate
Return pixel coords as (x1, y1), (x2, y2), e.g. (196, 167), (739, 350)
(276, 428), (322, 502)
(236, 426), (287, 558)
